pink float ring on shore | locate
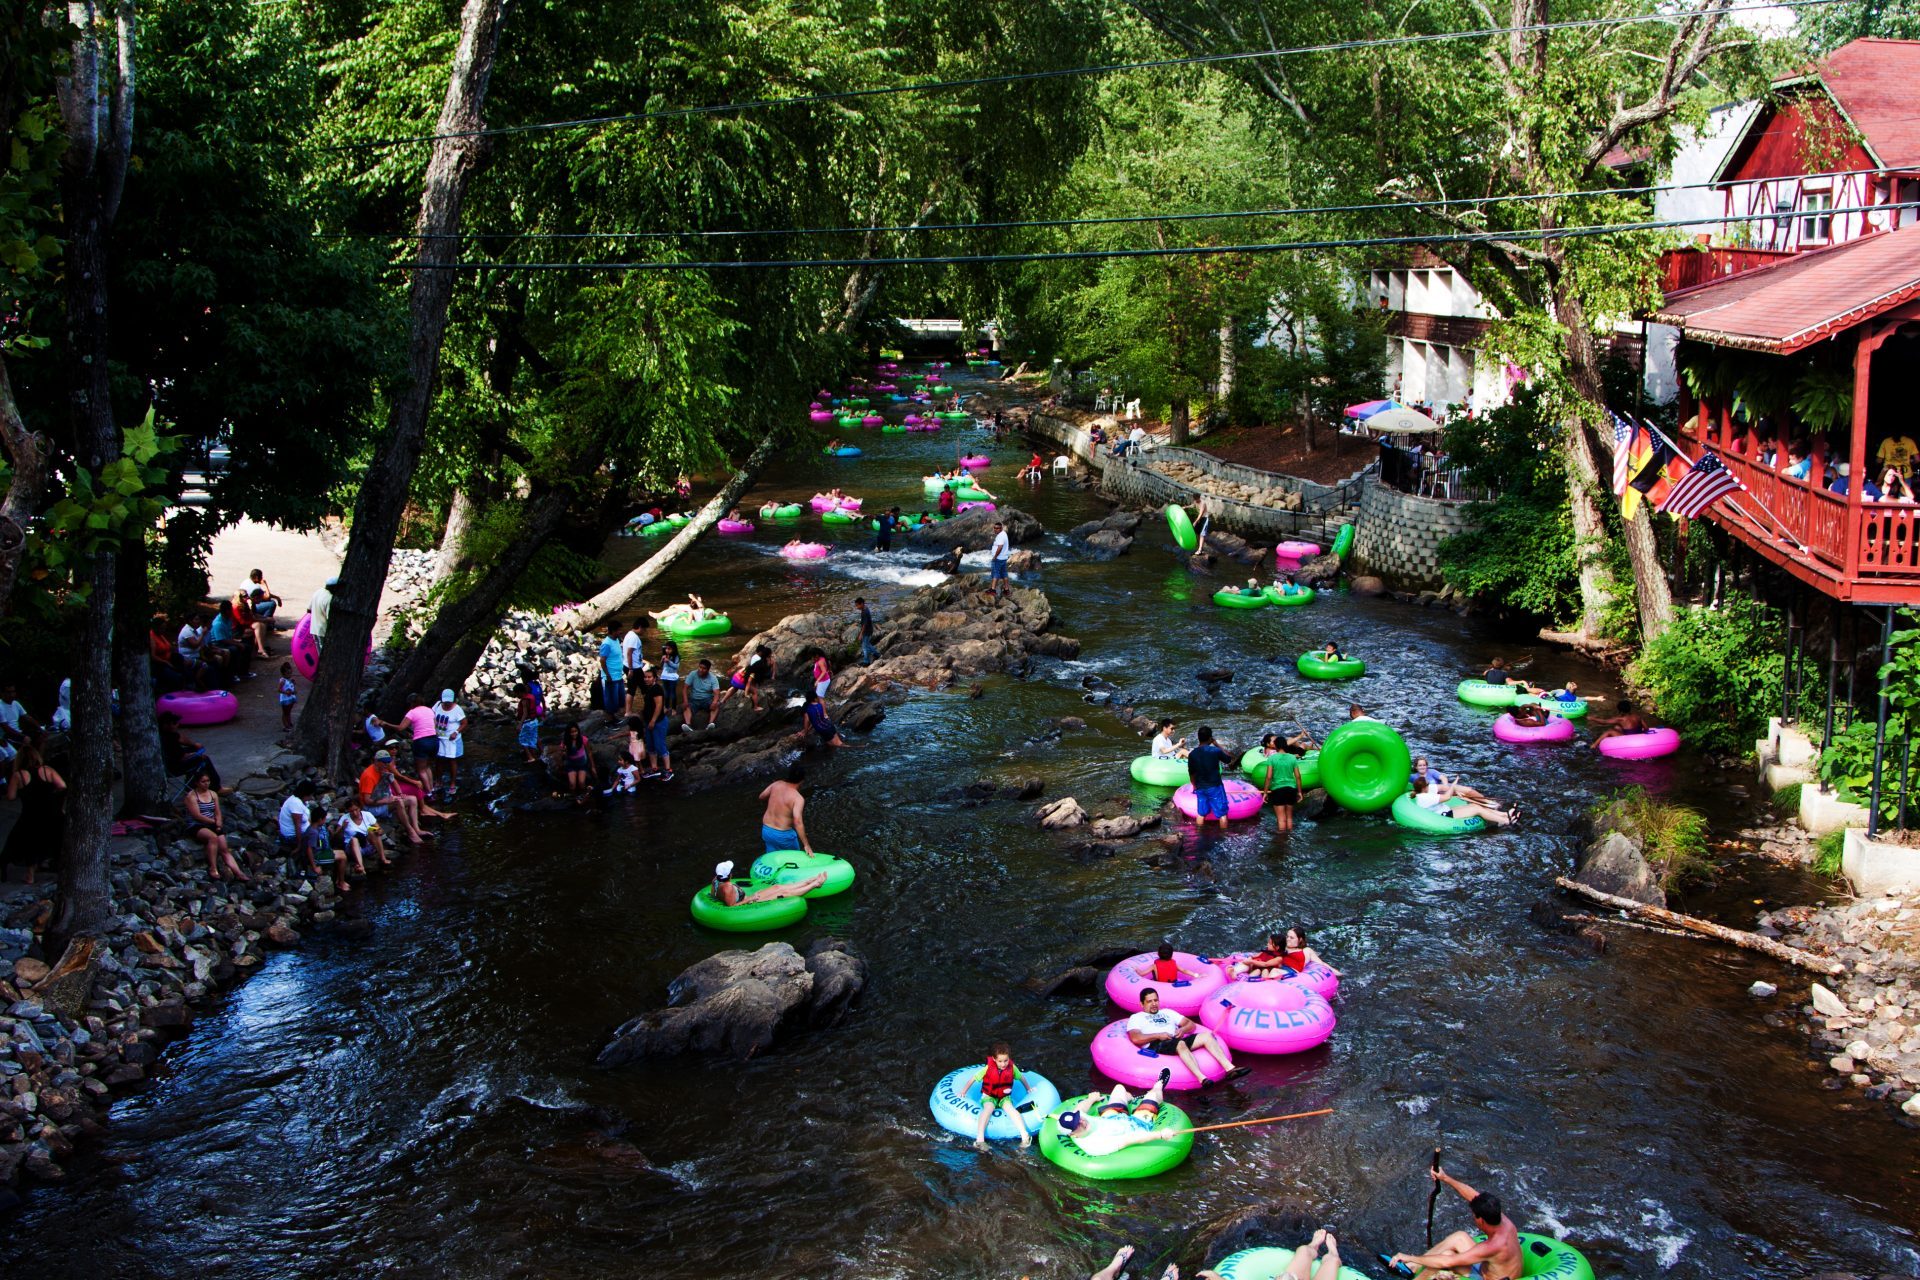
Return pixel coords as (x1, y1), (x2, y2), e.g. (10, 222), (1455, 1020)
(1103, 951), (1228, 1015)
(1492, 713), (1577, 744)
(291, 612), (370, 680)
(155, 689), (238, 726)
(1596, 727), (1681, 759)
(1089, 1019), (1226, 1090)
(781, 541), (830, 560)
(1198, 978), (1336, 1055)
(1274, 540), (1321, 561)
(1215, 955), (1341, 1002)
(1172, 779), (1264, 821)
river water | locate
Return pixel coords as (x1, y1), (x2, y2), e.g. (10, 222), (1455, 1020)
(8, 373), (1919, 1279)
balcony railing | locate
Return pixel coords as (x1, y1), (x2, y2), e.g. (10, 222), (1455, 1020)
(1659, 245), (1796, 294)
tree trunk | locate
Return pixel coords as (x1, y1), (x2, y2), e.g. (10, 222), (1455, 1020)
(553, 438), (778, 635)
(294, 0), (506, 779)
(379, 460), (592, 717)
(430, 485), (478, 584)
(52, 1), (136, 942)
(1217, 319), (1237, 407)
(0, 360), (51, 616)
(1556, 279), (1674, 645)
(114, 532), (166, 813)
(1168, 397), (1190, 446)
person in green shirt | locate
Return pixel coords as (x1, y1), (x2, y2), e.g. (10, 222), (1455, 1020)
(682, 657), (721, 730)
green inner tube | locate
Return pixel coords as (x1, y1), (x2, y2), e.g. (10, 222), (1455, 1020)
(1166, 504), (1198, 551)
(1457, 679), (1519, 708)
(1212, 1250), (1371, 1280)
(1331, 523), (1355, 558)
(835, 415), (863, 429)
(1297, 651), (1365, 680)
(760, 504), (803, 519)
(666, 513), (690, 527)
(1516, 694), (1588, 720)
(1262, 585), (1315, 607)
(1130, 755), (1191, 787)
(844, 397), (869, 407)
(748, 850), (856, 897)
(1390, 790), (1487, 836)
(1036, 1092), (1194, 1181)
(1318, 719), (1412, 813)
(639, 520), (677, 537)
(1240, 749), (1318, 791)
(822, 510), (860, 524)
(1511, 1233), (1597, 1280)
(1213, 588), (1270, 609)
(936, 410), (970, 421)
(689, 883), (807, 931)
(881, 424), (907, 433)
(662, 613), (732, 638)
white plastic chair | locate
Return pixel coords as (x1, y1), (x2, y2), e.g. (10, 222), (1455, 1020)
(1052, 455), (1070, 474)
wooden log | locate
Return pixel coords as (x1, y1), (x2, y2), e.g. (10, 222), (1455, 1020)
(1561, 911), (1700, 941)
(1554, 876), (1846, 975)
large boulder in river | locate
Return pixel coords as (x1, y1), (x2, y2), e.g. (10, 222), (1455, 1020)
(1576, 831), (1666, 907)
(596, 939), (867, 1064)
(904, 505), (1043, 552)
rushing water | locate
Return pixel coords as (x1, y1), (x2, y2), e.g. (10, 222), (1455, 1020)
(8, 376), (1920, 1280)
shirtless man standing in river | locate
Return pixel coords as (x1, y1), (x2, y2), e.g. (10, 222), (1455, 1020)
(758, 764), (814, 854)
(1388, 1166), (1522, 1279)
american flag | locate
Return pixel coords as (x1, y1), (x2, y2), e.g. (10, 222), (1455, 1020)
(1658, 450), (1743, 519)
(1610, 412), (1634, 494)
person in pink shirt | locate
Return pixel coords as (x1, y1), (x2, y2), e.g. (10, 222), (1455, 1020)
(399, 693), (441, 795)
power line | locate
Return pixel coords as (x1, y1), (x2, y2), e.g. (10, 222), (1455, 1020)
(329, 165), (1901, 245)
(383, 199), (1920, 272)
(329, 0), (1840, 151)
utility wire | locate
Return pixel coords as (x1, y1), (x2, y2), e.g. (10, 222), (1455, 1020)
(329, 165), (1900, 244)
(328, 0), (1841, 151)
(385, 199), (1920, 272)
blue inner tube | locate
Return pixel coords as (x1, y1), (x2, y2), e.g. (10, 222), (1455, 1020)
(927, 1066), (1061, 1141)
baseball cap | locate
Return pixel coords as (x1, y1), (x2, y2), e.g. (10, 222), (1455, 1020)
(374, 750), (392, 761)
(714, 860), (734, 878)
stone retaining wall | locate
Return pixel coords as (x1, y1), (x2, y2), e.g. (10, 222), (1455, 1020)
(1348, 480), (1474, 589)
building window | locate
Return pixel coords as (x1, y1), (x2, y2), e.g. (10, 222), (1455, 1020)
(1801, 187), (1833, 244)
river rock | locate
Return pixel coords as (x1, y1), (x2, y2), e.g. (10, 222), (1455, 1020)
(1200, 528), (1264, 565)
(1070, 510), (1139, 560)
(1811, 983), (1849, 1018)
(1081, 529), (1133, 558)
(1006, 549), (1042, 573)
(1090, 816), (1143, 839)
(595, 940), (867, 1064)
(1036, 797), (1087, 828)
(904, 505), (1043, 552)
(1750, 981), (1778, 998)
(1350, 575), (1386, 596)
(1574, 831), (1665, 908)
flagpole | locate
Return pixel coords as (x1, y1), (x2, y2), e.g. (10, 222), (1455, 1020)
(1638, 417), (1813, 556)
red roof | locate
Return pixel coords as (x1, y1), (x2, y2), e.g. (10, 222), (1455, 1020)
(1652, 222), (1920, 351)
(1793, 38), (1920, 169)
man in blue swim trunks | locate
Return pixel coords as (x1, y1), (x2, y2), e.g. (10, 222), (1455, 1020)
(758, 764), (814, 854)
(1387, 1166), (1523, 1279)
(1186, 726), (1233, 829)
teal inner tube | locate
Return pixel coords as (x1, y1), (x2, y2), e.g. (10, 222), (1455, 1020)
(1517, 694), (1588, 720)
(661, 613), (732, 638)
(1331, 524), (1354, 558)
(1212, 1249), (1371, 1280)
(1240, 749), (1318, 791)
(760, 503), (803, 519)
(1213, 588), (1269, 609)
(1130, 755), (1190, 787)
(1262, 585), (1315, 607)
(689, 883), (807, 931)
(748, 850), (856, 897)
(1457, 679), (1519, 708)
(1318, 719), (1412, 813)
(1166, 504), (1198, 551)
(1036, 1092), (1194, 1181)
(1390, 790), (1486, 836)
(1297, 651), (1365, 680)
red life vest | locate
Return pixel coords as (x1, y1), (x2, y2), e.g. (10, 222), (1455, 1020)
(982, 1058), (1017, 1098)
(1152, 957), (1179, 982)
(1282, 950), (1307, 972)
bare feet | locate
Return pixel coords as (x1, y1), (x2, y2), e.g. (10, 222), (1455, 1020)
(973, 1137), (987, 1152)
(1091, 1245), (1135, 1280)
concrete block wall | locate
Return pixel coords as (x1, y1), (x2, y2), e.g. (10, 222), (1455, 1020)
(1348, 480), (1474, 589)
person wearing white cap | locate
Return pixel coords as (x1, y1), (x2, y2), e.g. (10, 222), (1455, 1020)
(1049, 1069), (1178, 1156)
(708, 860), (825, 906)
(434, 689), (467, 798)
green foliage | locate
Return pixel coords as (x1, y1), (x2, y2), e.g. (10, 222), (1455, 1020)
(1797, 0), (1920, 51)
(1591, 786), (1713, 891)
(1629, 596), (1811, 756)
(35, 411), (176, 590)
(1436, 387), (1581, 622)
(1239, 264), (1388, 428)
(1771, 782), (1803, 816)
(1811, 611), (1920, 826)
(1813, 829), (1846, 878)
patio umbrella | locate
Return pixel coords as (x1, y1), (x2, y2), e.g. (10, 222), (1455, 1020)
(1344, 398), (1400, 420)
(1364, 406), (1442, 434)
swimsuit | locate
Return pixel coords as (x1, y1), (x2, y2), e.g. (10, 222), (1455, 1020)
(762, 825), (802, 852)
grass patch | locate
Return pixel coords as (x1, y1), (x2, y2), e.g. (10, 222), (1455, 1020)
(1771, 782), (1802, 817)
(1813, 829), (1846, 877)
(1591, 786), (1714, 891)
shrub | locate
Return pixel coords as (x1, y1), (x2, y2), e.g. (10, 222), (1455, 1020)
(1591, 786), (1714, 891)
(1813, 829), (1845, 877)
(1770, 782), (1802, 816)
(1629, 596), (1812, 756)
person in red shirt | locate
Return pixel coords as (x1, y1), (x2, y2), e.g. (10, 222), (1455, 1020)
(357, 750), (430, 845)
(1134, 942), (1201, 985)
(965, 1041), (1032, 1151)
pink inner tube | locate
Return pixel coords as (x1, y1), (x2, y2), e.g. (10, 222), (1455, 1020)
(808, 410), (834, 422)
(1216, 955), (1340, 1002)
(1172, 779), (1264, 821)
(155, 689), (238, 727)
(1198, 979), (1337, 1055)
(959, 456), (992, 468)
(291, 612), (370, 680)
(717, 519), (755, 534)
(809, 495), (863, 511)
(1596, 726), (1681, 760)
(903, 414), (925, 424)
(1492, 712), (1577, 744)
(1274, 541), (1321, 560)
(908, 423), (940, 432)
(861, 414), (884, 426)
(957, 501), (995, 513)
(781, 542), (830, 559)
(1089, 1019), (1226, 1090)
(1104, 952), (1228, 1015)
(873, 383), (897, 392)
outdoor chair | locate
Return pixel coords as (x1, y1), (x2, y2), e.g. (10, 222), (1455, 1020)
(1052, 455), (1071, 474)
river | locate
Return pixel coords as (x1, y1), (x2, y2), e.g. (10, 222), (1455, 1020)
(7, 371), (1918, 1279)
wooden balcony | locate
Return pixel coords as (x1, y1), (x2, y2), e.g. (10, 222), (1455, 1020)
(1659, 245), (1796, 294)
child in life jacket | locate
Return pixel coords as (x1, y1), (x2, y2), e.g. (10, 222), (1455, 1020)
(966, 1041), (1031, 1152)
(1134, 942), (1202, 985)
